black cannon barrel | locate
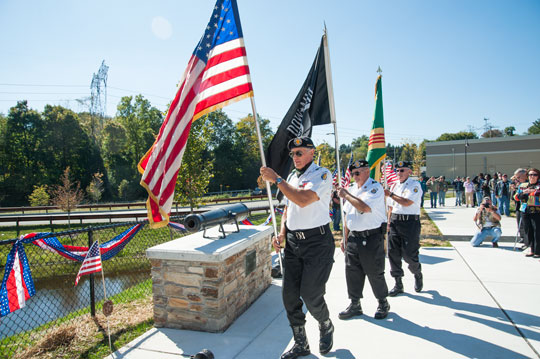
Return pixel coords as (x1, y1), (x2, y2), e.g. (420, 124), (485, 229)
(184, 203), (249, 232)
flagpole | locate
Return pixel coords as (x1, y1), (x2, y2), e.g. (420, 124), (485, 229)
(323, 24), (347, 247)
(249, 97), (283, 273)
(97, 239), (112, 352)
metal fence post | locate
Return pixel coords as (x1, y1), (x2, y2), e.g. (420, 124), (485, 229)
(88, 229), (96, 317)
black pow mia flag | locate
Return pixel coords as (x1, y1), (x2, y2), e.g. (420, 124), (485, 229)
(265, 36), (331, 196)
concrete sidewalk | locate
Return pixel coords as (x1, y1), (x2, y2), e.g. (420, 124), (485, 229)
(107, 208), (540, 359)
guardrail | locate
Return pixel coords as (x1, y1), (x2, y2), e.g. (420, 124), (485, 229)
(0, 195), (267, 214)
(0, 202), (277, 236)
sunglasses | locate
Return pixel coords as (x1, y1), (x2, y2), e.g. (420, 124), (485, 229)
(529, 173), (539, 177)
(397, 169), (407, 173)
(351, 171), (362, 176)
(289, 151), (304, 158)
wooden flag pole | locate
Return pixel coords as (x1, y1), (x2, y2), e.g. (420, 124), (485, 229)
(323, 25), (347, 247)
(250, 97), (284, 273)
(97, 238), (112, 352)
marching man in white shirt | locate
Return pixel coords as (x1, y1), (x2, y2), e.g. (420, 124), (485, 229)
(384, 161), (424, 296)
(337, 159), (390, 320)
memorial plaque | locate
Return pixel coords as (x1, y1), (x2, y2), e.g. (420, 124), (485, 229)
(245, 250), (256, 275)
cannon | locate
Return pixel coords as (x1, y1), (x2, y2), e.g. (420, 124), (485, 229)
(184, 203), (250, 239)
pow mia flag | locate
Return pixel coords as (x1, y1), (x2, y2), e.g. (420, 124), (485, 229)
(265, 36), (332, 196)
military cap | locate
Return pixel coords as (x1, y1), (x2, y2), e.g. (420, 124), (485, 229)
(287, 136), (315, 150)
(395, 160), (412, 169)
(349, 159), (369, 171)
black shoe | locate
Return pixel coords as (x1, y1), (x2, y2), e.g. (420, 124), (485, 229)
(414, 273), (423, 292)
(281, 326), (310, 359)
(319, 319), (334, 355)
(492, 241), (499, 248)
(338, 300), (363, 320)
(389, 277), (404, 297)
(374, 299), (390, 319)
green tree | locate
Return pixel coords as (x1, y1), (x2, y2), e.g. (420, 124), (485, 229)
(350, 135), (369, 160)
(86, 172), (104, 203)
(316, 142), (335, 170)
(503, 126), (516, 136)
(40, 105), (104, 192)
(175, 117), (214, 212)
(1, 101), (43, 205)
(527, 119), (540, 135)
(28, 185), (50, 206)
(233, 114), (273, 190)
(436, 131), (478, 141)
(481, 129), (503, 138)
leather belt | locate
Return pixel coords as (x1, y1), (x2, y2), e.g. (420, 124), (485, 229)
(350, 227), (382, 238)
(289, 224), (329, 240)
(391, 214), (420, 221)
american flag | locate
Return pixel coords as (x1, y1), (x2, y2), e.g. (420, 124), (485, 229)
(331, 168), (338, 187)
(75, 241), (102, 286)
(240, 218), (253, 225)
(341, 155), (354, 187)
(0, 240), (35, 317)
(384, 162), (399, 187)
(138, 0), (253, 228)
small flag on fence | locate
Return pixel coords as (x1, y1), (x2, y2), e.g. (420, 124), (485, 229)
(0, 240), (35, 317)
(75, 241), (102, 286)
(240, 218), (253, 225)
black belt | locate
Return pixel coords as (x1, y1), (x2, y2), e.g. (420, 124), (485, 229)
(391, 214), (420, 221)
(350, 227), (383, 238)
(289, 224), (329, 240)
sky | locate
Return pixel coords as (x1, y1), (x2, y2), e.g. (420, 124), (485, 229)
(1, 0), (539, 147)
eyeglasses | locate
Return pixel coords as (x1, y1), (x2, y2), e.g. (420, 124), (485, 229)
(529, 173), (539, 177)
(351, 171), (362, 176)
(397, 169), (407, 173)
(289, 151), (304, 158)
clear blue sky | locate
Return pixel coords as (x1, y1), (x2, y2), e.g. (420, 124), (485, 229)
(1, 0), (539, 147)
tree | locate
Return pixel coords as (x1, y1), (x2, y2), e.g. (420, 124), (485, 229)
(316, 142), (335, 169)
(527, 119), (540, 135)
(50, 167), (84, 228)
(350, 135), (369, 160)
(481, 129), (503, 138)
(436, 131), (478, 141)
(503, 126), (516, 136)
(86, 172), (104, 203)
(28, 185), (50, 206)
(175, 117), (214, 212)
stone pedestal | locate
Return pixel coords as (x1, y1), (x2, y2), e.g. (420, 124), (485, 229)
(146, 224), (272, 332)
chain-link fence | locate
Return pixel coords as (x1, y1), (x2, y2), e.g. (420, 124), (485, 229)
(0, 216), (188, 358)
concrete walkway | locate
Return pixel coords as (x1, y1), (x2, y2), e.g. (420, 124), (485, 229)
(107, 207), (540, 359)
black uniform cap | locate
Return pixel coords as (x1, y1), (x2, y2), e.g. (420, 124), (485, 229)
(287, 137), (315, 150)
(349, 159), (369, 171)
(395, 160), (412, 169)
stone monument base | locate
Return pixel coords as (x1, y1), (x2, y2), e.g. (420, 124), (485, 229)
(147, 224), (272, 332)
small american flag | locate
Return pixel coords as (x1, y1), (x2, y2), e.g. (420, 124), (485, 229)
(139, 0), (253, 228)
(75, 241), (102, 286)
(331, 168), (338, 187)
(384, 162), (399, 187)
(341, 155), (354, 187)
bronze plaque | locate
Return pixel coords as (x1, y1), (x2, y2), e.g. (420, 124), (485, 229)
(245, 250), (256, 275)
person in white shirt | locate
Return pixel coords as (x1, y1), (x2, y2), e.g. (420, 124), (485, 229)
(336, 159), (390, 320)
(384, 161), (423, 296)
(260, 136), (334, 359)
(464, 177), (475, 207)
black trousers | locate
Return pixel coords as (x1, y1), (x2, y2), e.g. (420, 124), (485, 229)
(523, 212), (540, 255)
(283, 226), (335, 327)
(388, 219), (422, 278)
(345, 231), (388, 301)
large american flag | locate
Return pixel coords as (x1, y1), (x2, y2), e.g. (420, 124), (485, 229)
(138, 0), (253, 228)
(0, 240), (35, 317)
(75, 241), (102, 286)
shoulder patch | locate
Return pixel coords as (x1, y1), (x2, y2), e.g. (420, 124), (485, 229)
(321, 172), (328, 180)
(371, 188), (378, 193)
(413, 187), (419, 193)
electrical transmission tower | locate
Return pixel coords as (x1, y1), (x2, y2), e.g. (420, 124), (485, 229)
(89, 60), (109, 142)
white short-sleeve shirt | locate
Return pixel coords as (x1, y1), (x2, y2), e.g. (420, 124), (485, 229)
(343, 179), (387, 231)
(388, 177), (422, 215)
(285, 162), (332, 231)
